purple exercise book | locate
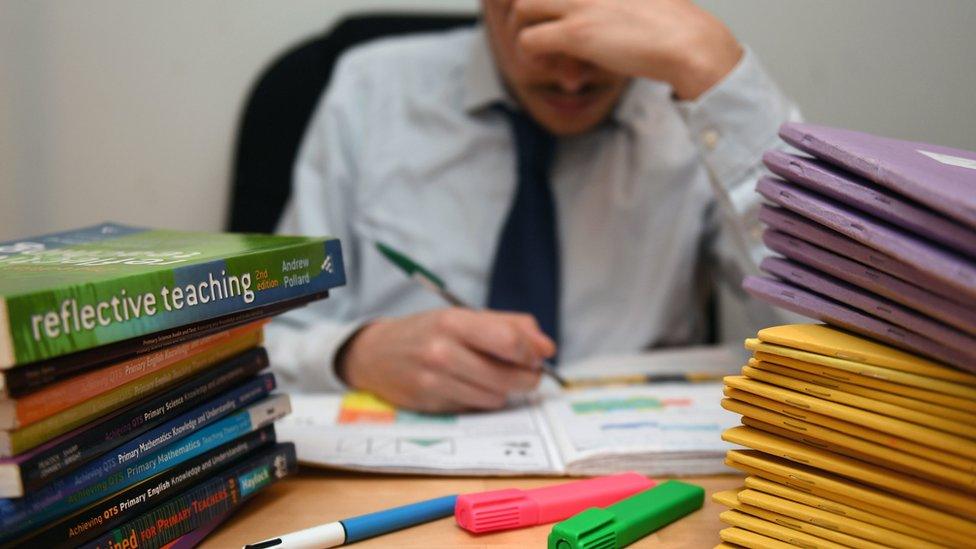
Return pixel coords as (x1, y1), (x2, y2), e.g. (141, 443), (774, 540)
(760, 256), (976, 359)
(742, 275), (976, 373)
(758, 205), (976, 308)
(763, 229), (976, 336)
(763, 150), (976, 257)
(779, 122), (976, 230)
(756, 176), (976, 300)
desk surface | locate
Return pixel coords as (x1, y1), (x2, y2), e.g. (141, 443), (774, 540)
(203, 470), (741, 548)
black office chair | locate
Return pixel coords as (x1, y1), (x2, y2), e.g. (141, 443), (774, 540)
(227, 13), (478, 233)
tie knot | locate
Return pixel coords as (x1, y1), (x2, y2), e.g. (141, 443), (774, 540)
(496, 105), (556, 176)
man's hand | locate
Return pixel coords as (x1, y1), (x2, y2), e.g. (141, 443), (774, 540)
(511, 0), (743, 100)
(337, 308), (556, 413)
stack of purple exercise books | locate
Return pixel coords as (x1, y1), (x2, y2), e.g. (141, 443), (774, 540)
(744, 122), (976, 373)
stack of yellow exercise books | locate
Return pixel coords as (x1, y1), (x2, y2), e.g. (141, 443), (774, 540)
(714, 323), (976, 549)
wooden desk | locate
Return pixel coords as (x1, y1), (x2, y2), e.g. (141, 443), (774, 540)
(203, 470), (741, 548)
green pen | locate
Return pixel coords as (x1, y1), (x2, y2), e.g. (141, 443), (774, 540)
(375, 241), (567, 387)
(547, 480), (705, 549)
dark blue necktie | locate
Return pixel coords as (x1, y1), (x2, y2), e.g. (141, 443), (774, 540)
(487, 108), (561, 358)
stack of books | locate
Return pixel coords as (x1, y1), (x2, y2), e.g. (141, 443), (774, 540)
(713, 124), (976, 548)
(0, 224), (345, 548)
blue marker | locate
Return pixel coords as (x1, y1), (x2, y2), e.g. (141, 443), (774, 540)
(243, 494), (458, 548)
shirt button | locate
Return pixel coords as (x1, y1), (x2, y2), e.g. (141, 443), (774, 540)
(702, 128), (720, 150)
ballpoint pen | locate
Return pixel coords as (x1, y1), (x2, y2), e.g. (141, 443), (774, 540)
(375, 241), (567, 387)
(243, 494), (458, 549)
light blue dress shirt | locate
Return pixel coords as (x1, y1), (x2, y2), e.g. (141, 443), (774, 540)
(268, 26), (800, 391)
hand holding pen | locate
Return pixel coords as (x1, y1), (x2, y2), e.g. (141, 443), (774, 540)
(331, 243), (563, 414)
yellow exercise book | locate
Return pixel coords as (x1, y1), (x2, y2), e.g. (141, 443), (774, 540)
(712, 490), (891, 549)
(742, 476), (956, 545)
(719, 526), (794, 549)
(756, 324), (976, 385)
(719, 509), (848, 549)
(745, 340), (976, 399)
(748, 358), (976, 423)
(740, 365), (974, 438)
(723, 387), (976, 472)
(750, 353), (976, 413)
(722, 397), (976, 488)
(722, 426), (976, 518)
(724, 461), (976, 548)
(736, 489), (945, 549)
(724, 450), (976, 540)
(723, 376), (976, 460)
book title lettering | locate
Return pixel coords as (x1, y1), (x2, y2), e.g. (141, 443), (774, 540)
(29, 270), (255, 342)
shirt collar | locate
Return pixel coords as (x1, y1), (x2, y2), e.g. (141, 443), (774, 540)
(462, 26), (511, 114)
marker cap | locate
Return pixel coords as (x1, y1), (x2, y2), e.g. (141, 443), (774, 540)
(547, 480), (704, 549)
(455, 472), (654, 533)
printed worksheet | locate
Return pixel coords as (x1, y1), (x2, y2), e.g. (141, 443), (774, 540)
(542, 383), (738, 475)
(277, 382), (738, 476)
(276, 392), (563, 475)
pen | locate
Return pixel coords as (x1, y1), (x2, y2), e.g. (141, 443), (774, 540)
(564, 372), (726, 389)
(456, 472), (655, 533)
(243, 494), (457, 549)
(548, 480), (705, 549)
(375, 240), (567, 387)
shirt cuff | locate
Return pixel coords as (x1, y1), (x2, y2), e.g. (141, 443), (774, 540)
(675, 47), (793, 186)
(264, 315), (365, 393)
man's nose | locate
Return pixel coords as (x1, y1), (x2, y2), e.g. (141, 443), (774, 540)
(552, 56), (594, 93)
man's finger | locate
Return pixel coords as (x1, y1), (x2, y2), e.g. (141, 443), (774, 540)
(436, 310), (538, 365)
(518, 18), (578, 59)
(504, 314), (557, 358)
(435, 374), (510, 411)
(446, 342), (543, 393)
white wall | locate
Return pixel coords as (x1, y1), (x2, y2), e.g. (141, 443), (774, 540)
(2, 1), (975, 240)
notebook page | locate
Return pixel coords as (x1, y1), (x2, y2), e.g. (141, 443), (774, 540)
(541, 383), (738, 476)
(276, 392), (565, 475)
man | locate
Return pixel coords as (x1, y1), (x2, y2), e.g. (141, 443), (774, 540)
(269, 0), (798, 412)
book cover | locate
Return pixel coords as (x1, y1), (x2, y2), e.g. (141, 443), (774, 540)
(0, 369), (275, 497)
(762, 149), (976, 257)
(0, 292), (320, 398)
(81, 442), (296, 549)
(778, 122), (976, 230)
(0, 327), (263, 455)
(0, 321), (264, 429)
(0, 394), (291, 540)
(0, 348), (268, 491)
(9, 426), (276, 548)
(754, 177), (976, 300)
(0, 223), (345, 367)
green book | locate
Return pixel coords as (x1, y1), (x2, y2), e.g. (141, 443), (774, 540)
(0, 223), (345, 367)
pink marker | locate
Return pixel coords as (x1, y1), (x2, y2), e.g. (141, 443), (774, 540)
(454, 472), (655, 533)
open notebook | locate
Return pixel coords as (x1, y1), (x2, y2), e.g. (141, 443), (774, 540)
(277, 383), (738, 477)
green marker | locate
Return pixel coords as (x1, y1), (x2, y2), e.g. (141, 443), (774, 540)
(547, 480), (704, 549)
(375, 240), (567, 387)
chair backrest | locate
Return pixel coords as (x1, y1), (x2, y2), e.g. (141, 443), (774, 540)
(227, 13), (478, 233)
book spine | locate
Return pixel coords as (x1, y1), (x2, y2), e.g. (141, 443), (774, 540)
(7, 371), (275, 500)
(13, 427), (278, 548)
(2, 238), (344, 366)
(157, 509), (231, 549)
(15, 348), (269, 487)
(1, 292), (322, 397)
(0, 394), (291, 537)
(1, 322), (262, 429)
(82, 442), (297, 549)
(4, 328), (262, 455)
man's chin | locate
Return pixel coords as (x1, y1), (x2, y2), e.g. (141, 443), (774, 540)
(517, 100), (603, 136)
